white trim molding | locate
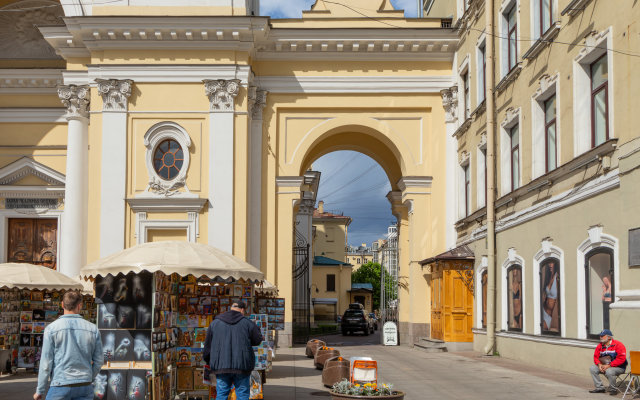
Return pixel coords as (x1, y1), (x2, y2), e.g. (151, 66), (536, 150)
(531, 73), (560, 179)
(85, 65), (251, 85)
(0, 69), (64, 94)
(0, 108), (66, 123)
(501, 248), (526, 332)
(135, 211), (199, 244)
(256, 76), (454, 94)
(533, 239), (566, 337)
(0, 157), (66, 186)
(500, 107), (522, 196)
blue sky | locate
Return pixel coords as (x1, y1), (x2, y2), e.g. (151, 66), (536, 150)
(260, 0), (420, 19)
(312, 151), (395, 248)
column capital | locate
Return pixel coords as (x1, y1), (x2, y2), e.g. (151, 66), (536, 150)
(297, 198), (315, 216)
(248, 86), (268, 120)
(96, 79), (133, 111)
(440, 85), (458, 123)
(203, 79), (240, 112)
(57, 84), (90, 120)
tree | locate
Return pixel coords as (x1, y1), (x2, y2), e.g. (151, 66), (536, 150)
(351, 262), (390, 312)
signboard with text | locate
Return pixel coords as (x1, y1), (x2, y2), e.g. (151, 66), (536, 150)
(382, 321), (398, 346)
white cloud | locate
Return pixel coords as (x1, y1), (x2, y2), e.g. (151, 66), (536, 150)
(260, 0), (316, 18)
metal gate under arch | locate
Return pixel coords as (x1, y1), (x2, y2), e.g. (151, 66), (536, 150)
(292, 233), (311, 344)
(380, 230), (399, 339)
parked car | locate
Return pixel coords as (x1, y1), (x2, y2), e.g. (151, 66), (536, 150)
(341, 308), (374, 336)
(368, 313), (378, 330)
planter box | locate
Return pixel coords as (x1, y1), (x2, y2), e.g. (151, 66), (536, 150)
(314, 348), (340, 369)
(306, 339), (326, 358)
(330, 392), (405, 400)
(322, 356), (350, 387)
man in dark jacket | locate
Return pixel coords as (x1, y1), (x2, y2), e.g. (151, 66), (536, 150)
(203, 301), (263, 400)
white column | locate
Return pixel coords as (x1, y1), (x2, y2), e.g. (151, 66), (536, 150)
(97, 79), (132, 257)
(441, 86), (459, 249)
(57, 85), (90, 277)
(204, 79), (240, 253)
(248, 87), (268, 268)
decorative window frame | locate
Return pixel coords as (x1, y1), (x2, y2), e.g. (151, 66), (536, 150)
(501, 248), (526, 332)
(499, 0), (521, 78)
(499, 107), (522, 196)
(458, 151), (471, 219)
(576, 226), (619, 339)
(531, 73), (560, 179)
(572, 27), (614, 157)
(476, 32), (487, 106)
(530, 0), (558, 40)
(533, 238), (566, 336)
(476, 256), (488, 328)
(135, 211), (198, 244)
(476, 134), (487, 208)
(143, 121), (192, 197)
(458, 54), (471, 123)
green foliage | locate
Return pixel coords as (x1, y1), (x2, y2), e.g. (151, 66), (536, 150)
(351, 262), (395, 312)
(331, 379), (395, 396)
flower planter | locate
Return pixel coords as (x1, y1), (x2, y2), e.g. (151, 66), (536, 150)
(322, 356), (350, 387)
(306, 339), (326, 358)
(314, 348), (340, 369)
(330, 392), (405, 400)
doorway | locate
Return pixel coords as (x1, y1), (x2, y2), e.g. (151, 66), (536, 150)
(7, 218), (58, 269)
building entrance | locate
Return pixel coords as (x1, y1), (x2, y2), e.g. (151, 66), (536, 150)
(7, 218), (58, 269)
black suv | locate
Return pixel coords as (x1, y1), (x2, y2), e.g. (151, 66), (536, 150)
(341, 308), (374, 336)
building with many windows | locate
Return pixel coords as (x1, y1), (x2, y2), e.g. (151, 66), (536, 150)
(445, 0), (640, 375)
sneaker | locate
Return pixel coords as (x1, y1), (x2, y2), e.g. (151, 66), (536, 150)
(589, 388), (606, 393)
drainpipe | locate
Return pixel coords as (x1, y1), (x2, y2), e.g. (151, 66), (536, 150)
(483, 0), (497, 356)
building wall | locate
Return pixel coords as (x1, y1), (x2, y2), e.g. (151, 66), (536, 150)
(314, 218), (349, 261)
(311, 264), (352, 318)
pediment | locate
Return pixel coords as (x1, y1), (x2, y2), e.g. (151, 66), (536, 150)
(0, 157), (65, 186)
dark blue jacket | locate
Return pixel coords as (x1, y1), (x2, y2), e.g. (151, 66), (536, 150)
(203, 310), (263, 375)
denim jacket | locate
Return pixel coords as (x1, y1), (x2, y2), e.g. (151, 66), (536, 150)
(36, 314), (103, 394)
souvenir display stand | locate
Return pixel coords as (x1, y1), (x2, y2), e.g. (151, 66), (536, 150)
(0, 263), (89, 372)
(80, 241), (266, 400)
(254, 279), (284, 377)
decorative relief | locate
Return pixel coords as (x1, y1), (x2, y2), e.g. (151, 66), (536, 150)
(0, 0), (63, 59)
(143, 121), (192, 197)
(297, 198), (315, 216)
(203, 79), (240, 111)
(96, 79), (133, 111)
(441, 85), (459, 123)
(248, 86), (268, 120)
(459, 150), (470, 166)
(57, 85), (90, 120)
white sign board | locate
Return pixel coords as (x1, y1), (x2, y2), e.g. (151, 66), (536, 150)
(382, 321), (398, 346)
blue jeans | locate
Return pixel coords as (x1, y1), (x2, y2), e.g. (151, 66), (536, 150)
(216, 373), (251, 400)
(45, 385), (93, 400)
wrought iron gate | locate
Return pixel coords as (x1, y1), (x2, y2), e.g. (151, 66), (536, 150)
(380, 232), (399, 336)
(292, 231), (311, 344)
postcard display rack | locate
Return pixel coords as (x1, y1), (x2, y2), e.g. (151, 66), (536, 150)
(0, 288), (96, 369)
(94, 271), (281, 400)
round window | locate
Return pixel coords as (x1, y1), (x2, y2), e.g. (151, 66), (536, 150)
(153, 139), (184, 180)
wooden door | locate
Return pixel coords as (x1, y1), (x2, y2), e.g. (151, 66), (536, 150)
(440, 266), (474, 342)
(8, 218), (58, 269)
(430, 269), (444, 340)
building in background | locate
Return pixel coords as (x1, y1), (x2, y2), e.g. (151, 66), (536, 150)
(348, 283), (374, 313)
(346, 243), (373, 272)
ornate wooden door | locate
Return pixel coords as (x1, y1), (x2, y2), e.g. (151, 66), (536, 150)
(8, 218), (58, 269)
(447, 269), (474, 342)
(430, 268), (444, 340)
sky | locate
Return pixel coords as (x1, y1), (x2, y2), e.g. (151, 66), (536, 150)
(260, 0), (420, 19)
(312, 151), (395, 248)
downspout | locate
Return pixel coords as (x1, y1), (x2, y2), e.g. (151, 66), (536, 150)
(483, 0), (497, 356)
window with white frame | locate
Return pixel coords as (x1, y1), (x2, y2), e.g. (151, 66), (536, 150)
(585, 248), (614, 338)
(533, 0), (555, 39)
(477, 40), (487, 104)
(507, 264), (523, 331)
(573, 28), (613, 156)
(506, 3), (518, 72)
(509, 125), (520, 192)
(544, 96), (557, 173)
(463, 71), (470, 120)
(500, 108), (521, 195)
(464, 164), (471, 216)
(476, 145), (487, 208)
(458, 154), (470, 219)
(481, 269), (488, 328)
(531, 74), (559, 179)
(540, 257), (561, 335)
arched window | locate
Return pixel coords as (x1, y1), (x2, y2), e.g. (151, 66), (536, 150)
(507, 265), (523, 331)
(585, 248), (614, 339)
(540, 257), (561, 335)
(481, 270), (488, 328)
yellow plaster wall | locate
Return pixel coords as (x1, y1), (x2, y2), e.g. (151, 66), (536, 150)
(252, 61), (452, 77)
(313, 219), (348, 261)
(147, 229), (188, 242)
(0, 95), (64, 108)
(312, 265), (352, 315)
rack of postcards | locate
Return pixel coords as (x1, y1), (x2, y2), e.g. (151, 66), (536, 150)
(0, 288), (95, 369)
(94, 270), (266, 400)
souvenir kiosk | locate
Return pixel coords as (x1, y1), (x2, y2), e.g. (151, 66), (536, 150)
(79, 241), (267, 400)
(0, 263), (90, 372)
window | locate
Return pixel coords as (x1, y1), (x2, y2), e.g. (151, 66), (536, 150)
(540, 258), (561, 335)
(591, 55), (609, 147)
(326, 274), (336, 292)
(537, 0), (553, 36)
(544, 96), (557, 172)
(143, 121), (192, 194)
(507, 265), (523, 331)
(481, 270), (488, 328)
(510, 125), (520, 191)
(463, 71), (470, 119)
(478, 44), (486, 103)
(585, 249), (614, 338)
(477, 146), (487, 208)
(506, 5), (518, 71)
(464, 164), (471, 216)
(153, 139), (185, 180)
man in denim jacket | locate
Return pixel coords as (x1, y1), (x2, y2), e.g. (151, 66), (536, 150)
(34, 291), (103, 400)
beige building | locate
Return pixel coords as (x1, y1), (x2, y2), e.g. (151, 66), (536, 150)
(442, 0), (640, 375)
(346, 243), (373, 272)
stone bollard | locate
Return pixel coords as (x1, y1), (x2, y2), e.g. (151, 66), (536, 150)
(322, 356), (350, 387)
(314, 347), (340, 370)
(305, 339), (326, 358)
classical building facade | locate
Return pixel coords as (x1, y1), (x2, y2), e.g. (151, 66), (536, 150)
(447, 0), (640, 374)
(0, 0), (458, 346)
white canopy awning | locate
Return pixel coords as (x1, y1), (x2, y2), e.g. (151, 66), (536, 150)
(80, 241), (264, 283)
(0, 263), (84, 291)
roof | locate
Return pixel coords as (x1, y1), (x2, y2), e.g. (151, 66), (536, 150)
(419, 244), (475, 265)
(313, 209), (352, 221)
(313, 256), (352, 266)
(350, 283), (373, 292)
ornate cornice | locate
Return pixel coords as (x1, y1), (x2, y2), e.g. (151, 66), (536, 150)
(57, 84), (90, 120)
(203, 79), (240, 112)
(441, 85), (458, 123)
(249, 86), (268, 120)
(96, 79), (133, 111)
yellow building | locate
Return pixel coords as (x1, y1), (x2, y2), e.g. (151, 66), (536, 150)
(311, 255), (352, 323)
(1, 0), (459, 347)
(345, 244), (373, 272)
(349, 283), (374, 313)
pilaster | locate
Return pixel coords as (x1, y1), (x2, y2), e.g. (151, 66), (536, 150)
(97, 79), (132, 257)
(248, 86), (268, 268)
(442, 86), (459, 249)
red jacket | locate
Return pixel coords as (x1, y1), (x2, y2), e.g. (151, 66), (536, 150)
(594, 339), (628, 369)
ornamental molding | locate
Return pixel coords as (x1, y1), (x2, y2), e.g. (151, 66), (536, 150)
(575, 27), (611, 63)
(298, 198), (316, 215)
(203, 79), (240, 112)
(397, 176), (433, 191)
(532, 73), (559, 101)
(96, 79), (133, 111)
(258, 75), (453, 94)
(441, 85), (458, 123)
(501, 106), (521, 129)
(0, 157), (65, 186)
(248, 86), (268, 120)
(459, 151), (470, 166)
(143, 121), (192, 197)
(0, 69), (64, 94)
(57, 84), (90, 120)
